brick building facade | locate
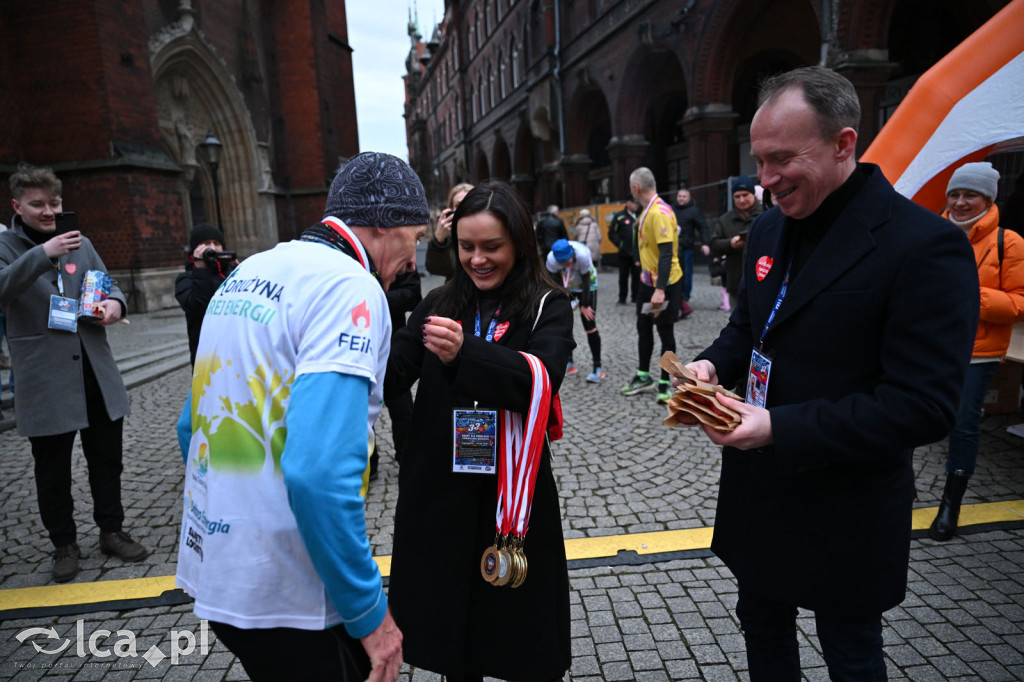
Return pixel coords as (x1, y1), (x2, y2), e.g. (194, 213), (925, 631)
(404, 0), (1015, 216)
(0, 0), (358, 311)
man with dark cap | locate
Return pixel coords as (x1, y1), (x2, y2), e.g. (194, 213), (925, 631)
(175, 152), (428, 682)
(174, 222), (235, 365)
(710, 175), (762, 311)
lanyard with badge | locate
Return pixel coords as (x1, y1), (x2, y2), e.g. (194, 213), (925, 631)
(48, 259), (79, 333)
(746, 254), (794, 409)
(452, 304), (503, 474)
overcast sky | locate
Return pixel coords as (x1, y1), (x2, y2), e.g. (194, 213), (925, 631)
(349, 1), (446, 161)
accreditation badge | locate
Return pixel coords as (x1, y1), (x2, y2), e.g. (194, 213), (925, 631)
(452, 409), (498, 473)
(48, 295), (79, 332)
(746, 347), (772, 409)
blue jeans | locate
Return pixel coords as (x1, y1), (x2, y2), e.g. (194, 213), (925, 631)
(682, 248), (695, 300)
(736, 588), (886, 681)
(945, 361), (999, 477)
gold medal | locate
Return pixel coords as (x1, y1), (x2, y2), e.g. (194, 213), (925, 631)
(493, 548), (513, 586)
(480, 545), (501, 583)
(513, 548), (528, 588)
(508, 547), (522, 587)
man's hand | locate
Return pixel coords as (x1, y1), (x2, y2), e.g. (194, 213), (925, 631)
(95, 299), (123, 326)
(361, 608), (402, 682)
(650, 288), (666, 308)
(729, 234), (745, 250)
(192, 243), (212, 269)
(701, 393), (773, 450)
(681, 359), (718, 386)
(43, 231), (82, 259)
(423, 315), (464, 364)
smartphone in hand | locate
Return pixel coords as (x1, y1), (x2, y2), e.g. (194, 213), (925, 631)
(54, 211), (79, 235)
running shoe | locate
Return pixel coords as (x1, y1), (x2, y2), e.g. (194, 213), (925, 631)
(621, 374), (655, 395)
(586, 367), (605, 384)
(566, 361), (578, 376)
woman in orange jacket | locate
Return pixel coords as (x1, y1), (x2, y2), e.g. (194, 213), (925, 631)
(930, 162), (1024, 541)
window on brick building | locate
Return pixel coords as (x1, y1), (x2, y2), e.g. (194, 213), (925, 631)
(499, 54), (507, 98)
(486, 2), (493, 34)
(512, 42), (519, 88)
(488, 63), (495, 108)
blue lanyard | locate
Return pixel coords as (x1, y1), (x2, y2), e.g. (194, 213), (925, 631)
(474, 304), (502, 342)
(759, 254), (795, 347)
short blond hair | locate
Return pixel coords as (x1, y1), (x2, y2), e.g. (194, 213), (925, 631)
(9, 163), (62, 199)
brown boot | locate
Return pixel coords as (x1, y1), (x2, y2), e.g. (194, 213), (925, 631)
(52, 542), (81, 583)
(99, 531), (149, 562)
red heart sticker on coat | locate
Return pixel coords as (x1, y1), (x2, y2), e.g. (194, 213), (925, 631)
(65, 263), (77, 274)
(756, 256), (773, 282)
(493, 321), (510, 340)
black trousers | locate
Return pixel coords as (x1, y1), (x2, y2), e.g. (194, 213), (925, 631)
(30, 354), (124, 548)
(736, 587), (886, 681)
(617, 255), (639, 303)
(210, 621), (370, 682)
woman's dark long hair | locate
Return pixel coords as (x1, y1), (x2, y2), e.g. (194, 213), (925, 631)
(430, 180), (561, 323)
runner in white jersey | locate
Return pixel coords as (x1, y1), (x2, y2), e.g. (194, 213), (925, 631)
(545, 238), (604, 383)
(174, 152), (428, 682)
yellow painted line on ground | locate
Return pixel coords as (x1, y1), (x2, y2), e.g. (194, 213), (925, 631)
(911, 499), (1024, 530)
(0, 575), (179, 612)
(3, 501), (1023, 614)
(564, 527), (715, 561)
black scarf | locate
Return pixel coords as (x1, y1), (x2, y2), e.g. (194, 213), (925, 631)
(300, 222), (380, 283)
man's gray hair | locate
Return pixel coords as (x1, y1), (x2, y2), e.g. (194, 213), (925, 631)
(757, 66), (861, 140)
(629, 167), (656, 192)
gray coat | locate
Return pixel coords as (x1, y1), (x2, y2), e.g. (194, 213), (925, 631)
(0, 222), (129, 437)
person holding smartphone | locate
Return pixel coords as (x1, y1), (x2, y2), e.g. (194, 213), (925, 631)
(174, 223), (236, 366)
(0, 163), (147, 583)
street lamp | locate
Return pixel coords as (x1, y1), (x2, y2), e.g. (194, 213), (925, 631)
(198, 130), (224, 229)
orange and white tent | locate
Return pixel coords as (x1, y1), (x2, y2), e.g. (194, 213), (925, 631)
(861, 0), (1024, 212)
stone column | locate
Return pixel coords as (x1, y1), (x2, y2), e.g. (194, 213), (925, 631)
(682, 106), (738, 212)
(607, 135), (649, 198)
(561, 154), (591, 207)
(833, 50), (897, 155)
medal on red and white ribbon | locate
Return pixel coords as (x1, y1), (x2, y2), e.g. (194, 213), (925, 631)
(480, 352), (552, 587)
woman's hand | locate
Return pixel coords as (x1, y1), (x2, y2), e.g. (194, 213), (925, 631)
(580, 305), (595, 321)
(435, 208), (454, 245)
(423, 315), (463, 364)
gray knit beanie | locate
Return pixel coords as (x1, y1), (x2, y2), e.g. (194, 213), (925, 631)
(323, 152), (430, 228)
(947, 162), (1000, 202)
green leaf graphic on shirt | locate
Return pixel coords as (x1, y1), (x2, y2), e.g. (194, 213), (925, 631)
(192, 353), (291, 473)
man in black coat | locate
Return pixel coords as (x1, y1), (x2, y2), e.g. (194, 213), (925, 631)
(535, 205), (568, 256)
(608, 198), (640, 303)
(685, 67), (978, 679)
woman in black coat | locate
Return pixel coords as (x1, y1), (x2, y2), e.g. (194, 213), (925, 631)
(385, 181), (575, 681)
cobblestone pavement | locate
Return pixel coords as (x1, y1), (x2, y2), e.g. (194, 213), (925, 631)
(1, 272), (1022, 681)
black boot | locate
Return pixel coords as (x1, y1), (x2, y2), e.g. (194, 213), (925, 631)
(928, 473), (970, 541)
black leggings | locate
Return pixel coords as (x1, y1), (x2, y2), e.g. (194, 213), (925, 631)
(578, 292), (601, 368)
(636, 280), (681, 382)
(210, 621), (370, 681)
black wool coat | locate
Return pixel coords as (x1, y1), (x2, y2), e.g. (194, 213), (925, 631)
(697, 164), (979, 617)
(385, 286), (576, 680)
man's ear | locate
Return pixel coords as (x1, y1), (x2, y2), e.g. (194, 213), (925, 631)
(835, 128), (858, 162)
(11, 199), (21, 216)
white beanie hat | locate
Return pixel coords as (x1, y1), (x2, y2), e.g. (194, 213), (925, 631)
(947, 162), (1000, 202)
